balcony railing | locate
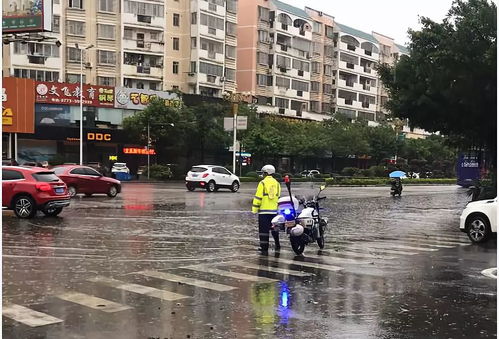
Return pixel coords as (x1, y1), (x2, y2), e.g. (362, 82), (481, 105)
(137, 65), (151, 74)
(137, 15), (151, 23)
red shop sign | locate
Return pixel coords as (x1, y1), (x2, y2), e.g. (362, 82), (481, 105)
(123, 147), (156, 155)
(35, 81), (115, 107)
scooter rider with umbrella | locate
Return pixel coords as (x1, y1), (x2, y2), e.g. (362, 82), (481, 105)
(252, 165), (281, 253)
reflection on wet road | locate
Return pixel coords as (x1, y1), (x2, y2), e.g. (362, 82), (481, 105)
(2, 183), (496, 338)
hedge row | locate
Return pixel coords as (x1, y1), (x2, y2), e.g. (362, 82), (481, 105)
(324, 177), (457, 186)
(239, 177), (456, 185)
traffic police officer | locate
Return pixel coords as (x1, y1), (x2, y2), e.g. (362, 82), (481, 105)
(252, 165), (281, 252)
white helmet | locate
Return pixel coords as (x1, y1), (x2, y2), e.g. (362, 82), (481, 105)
(261, 164), (276, 175)
(290, 225), (304, 236)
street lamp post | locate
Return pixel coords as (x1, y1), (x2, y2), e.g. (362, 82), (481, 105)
(76, 43), (94, 165)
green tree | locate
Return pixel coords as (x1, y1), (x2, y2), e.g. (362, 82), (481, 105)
(366, 125), (398, 163)
(377, 0), (496, 161)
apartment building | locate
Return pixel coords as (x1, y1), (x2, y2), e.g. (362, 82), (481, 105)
(238, 0), (323, 119)
(3, 0), (238, 97)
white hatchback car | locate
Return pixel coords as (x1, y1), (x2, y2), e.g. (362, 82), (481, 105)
(111, 163), (130, 174)
(460, 198), (497, 243)
(185, 165), (240, 192)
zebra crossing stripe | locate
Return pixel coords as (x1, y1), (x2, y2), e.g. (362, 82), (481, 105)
(265, 256), (344, 271)
(331, 241), (419, 256)
(349, 243), (438, 252)
(228, 261), (313, 277)
(56, 292), (132, 313)
(3, 304), (63, 327)
(317, 250), (396, 260)
(87, 276), (190, 301)
(377, 240), (455, 249)
(403, 235), (470, 245)
(182, 265), (278, 283)
(137, 271), (237, 292)
(279, 250), (370, 264)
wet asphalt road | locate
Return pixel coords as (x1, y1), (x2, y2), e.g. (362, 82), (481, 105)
(2, 183), (497, 339)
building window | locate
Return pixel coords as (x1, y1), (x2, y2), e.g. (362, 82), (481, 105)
(173, 37), (179, 50)
(292, 80), (308, 92)
(311, 81), (320, 92)
(310, 101), (320, 112)
(150, 83), (158, 90)
(312, 21), (322, 34)
(257, 52), (268, 65)
(226, 21), (236, 36)
(97, 76), (115, 86)
(67, 20), (85, 36)
(256, 74), (267, 86)
(124, 1), (164, 17)
(137, 82), (144, 89)
(191, 12), (197, 24)
(275, 76), (290, 89)
(14, 42), (59, 57)
(200, 13), (224, 31)
(190, 61), (196, 73)
(66, 47), (82, 62)
(258, 30), (268, 43)
(173, 61), (179, 74)
(292, 59), (309, 72)
(97, 24), (115, 39)
(225, 45), (235, 59)
(275, 97), (289, 109)
(258, 6), (269, 21)
(68, 0), (83, 9)
(52, 15), (60, 33)
(227, 0), (237, 13)
(14, 69), (59, 82)
(191, 37), (197, 48)
(66, 74), (86, 83)
(276, 55), (291, 69)
(312, 62), (321, 73)
(99, 0), (115, 12)
(124, 28), (133, 39)
(324, 64), (332, 76)
(199, 62), (223, 76)
(322, 103), (331, 113)
(172, 85), (179, 90)
(97, 50), (116, 65)
(323, 83), (332, 94)
(325, 25), (334, 38)
(225, 68), (235, 82)
(173, 13), (180, 26)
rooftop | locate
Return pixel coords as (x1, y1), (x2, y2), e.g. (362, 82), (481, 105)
(272, 0), (311, 20)
(395, 43), (409, 54)
(336, 22), (379, 45)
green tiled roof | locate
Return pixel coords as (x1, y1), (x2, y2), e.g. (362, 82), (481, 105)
(336, 22), (378, 45)
(272, 0), (311, 20)
(395, 43), (409, 54)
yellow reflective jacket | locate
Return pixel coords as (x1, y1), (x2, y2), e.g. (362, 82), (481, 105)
(252, 175), (281, 214)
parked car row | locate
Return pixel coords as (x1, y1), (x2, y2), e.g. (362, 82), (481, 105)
(2, 164), (122, 219)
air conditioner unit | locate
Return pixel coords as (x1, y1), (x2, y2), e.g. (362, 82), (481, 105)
(318, 11), (323, 16)
(85, 62), (92, 68)
(278, 108), (285, 114)
(298, 70), (304, 76)
(297, 90), (303, 97)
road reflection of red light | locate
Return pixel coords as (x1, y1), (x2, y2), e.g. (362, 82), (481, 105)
(122, 183), (154, 216)
(199, 192), (205, 208)
(124, 204), (152, 210)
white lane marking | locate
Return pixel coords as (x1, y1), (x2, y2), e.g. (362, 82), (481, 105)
(402, 235), (470, 245)
(265, 256), (343, 272)
(182, 265), (278, 283)
(279, 250), (370, 264)
(87, 276), (189, 301)
(56, 292), (132, 313)
(3, 245), (107, 252)
(3, 255), (109, 261)
(378, 240), (454, 249)
(481, 268), (497, 279)
(352, 242), (438, 252)
(3, 304), (63, 327)
(317, 250), (396, 260)
(137, 271), (237, 292)
(330, 241), (419, 256)
(227, 261), (313, 277)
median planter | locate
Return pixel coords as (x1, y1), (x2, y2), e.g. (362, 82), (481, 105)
(324, 177), (457, 186)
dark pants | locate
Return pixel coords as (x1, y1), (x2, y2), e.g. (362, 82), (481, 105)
(258, 214), (280, 251)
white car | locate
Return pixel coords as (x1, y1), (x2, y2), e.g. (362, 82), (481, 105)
(111, 163), (130, 174)
(185, 165), (240, 192)
(301, 169), (321, 177)
(460, 198), (497, 243)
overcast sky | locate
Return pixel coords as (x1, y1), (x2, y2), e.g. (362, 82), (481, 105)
(282, 0), (455, 45)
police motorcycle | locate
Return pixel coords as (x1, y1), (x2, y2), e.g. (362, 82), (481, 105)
(271, 176), (328, 255)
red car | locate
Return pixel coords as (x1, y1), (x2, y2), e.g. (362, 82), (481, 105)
(53, 165), (121, 198)
(2, 166), (70, 218)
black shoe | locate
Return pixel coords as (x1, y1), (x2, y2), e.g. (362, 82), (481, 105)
(257, 247), (269, 254)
